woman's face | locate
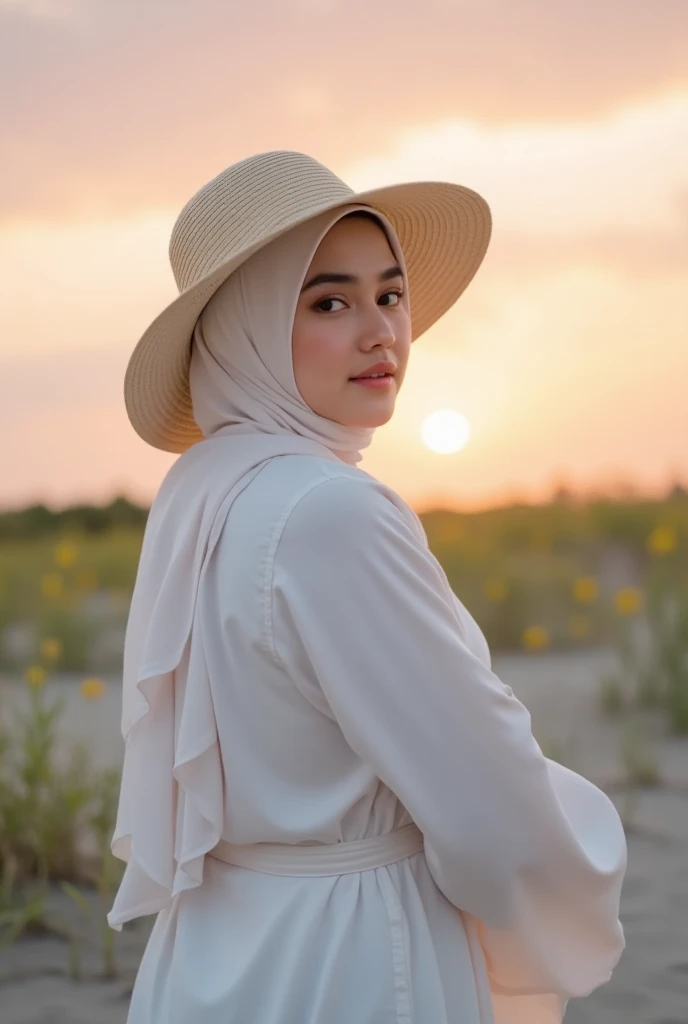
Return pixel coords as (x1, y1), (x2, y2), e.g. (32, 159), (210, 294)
(292, 215), (412, 428)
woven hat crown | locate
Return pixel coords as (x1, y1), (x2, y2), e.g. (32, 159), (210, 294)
(169, 151), (356, 294)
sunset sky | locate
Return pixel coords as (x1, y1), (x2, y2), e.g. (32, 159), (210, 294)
(2, 0), (687, 513)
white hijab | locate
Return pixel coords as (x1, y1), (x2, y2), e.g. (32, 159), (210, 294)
(189, 205), (391, 463)
(107, 204), (408, 928)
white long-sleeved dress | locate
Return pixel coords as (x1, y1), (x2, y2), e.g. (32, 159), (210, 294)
(111, 453), (626, 1024)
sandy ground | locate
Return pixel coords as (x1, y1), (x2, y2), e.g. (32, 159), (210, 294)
(1, 647), (687, 1024)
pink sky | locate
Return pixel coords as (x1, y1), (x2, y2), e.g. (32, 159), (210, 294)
(1, 0), (687, 512)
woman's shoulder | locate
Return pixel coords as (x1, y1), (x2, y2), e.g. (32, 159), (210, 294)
(254, 455), (427, 556)
(227, 453), (422, 555)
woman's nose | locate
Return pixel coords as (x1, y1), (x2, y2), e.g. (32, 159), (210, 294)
(359, 305), (396, 349)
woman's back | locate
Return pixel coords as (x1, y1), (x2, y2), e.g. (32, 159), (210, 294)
(124, 451), (624, 1024)
(128, 453), (490, 1023)
(204, 452), (489, 846)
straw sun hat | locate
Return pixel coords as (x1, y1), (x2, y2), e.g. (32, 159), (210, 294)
(124, 150), (492, 453)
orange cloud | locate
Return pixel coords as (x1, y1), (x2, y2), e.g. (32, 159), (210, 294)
(1, 0), (687, 222)
(344, 95), (688, 280)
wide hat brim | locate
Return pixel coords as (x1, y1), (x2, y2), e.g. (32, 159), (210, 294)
(125, 178), (491, 453)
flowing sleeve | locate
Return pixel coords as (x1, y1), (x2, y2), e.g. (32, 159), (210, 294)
(271, 476), (626, 1024)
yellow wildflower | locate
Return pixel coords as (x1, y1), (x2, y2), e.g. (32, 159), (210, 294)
(55, 541), (78, 568)
(573, 577), (598, 604)
(647, 526), (677, 557)
(522, 625), (549, 651)
(80, 677), (106, 700)
(568, 614), (591, 640)
(41, 573), (63, 599)
(25, 664), (47, 689)
(614, 587), (642, 616)
(484, 579), (508, 603)
(39, 637), (63, 661)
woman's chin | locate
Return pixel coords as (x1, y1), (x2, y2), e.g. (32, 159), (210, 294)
(347, 404), (396, 429)
(318, 394), (397, 429)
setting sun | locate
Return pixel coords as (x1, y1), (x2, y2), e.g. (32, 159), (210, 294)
(421, 410), (471, 455)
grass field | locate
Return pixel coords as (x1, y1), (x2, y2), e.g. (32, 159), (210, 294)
(1, 491), (687, 672)
(0, 492), (687, 1022)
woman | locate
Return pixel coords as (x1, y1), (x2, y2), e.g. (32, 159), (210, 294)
(108, 150), (626, 1024)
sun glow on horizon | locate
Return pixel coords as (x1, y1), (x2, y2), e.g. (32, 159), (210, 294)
(421, 410), (471, 455)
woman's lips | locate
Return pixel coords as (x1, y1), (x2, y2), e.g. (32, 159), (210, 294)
(349, 375), (395, 389)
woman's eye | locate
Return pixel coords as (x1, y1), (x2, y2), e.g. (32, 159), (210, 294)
(315, 297), (346, 313)
(313, 291), (402, 313)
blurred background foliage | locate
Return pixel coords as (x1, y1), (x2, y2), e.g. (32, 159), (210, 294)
(0, 487), (687, 672)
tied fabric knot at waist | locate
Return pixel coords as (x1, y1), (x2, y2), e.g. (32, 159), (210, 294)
(209, 823), (424, 876)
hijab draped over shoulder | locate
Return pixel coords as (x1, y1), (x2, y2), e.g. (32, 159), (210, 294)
(107, 205), (407, 926)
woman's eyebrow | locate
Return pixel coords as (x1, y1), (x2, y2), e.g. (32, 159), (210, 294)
(300, 265), (403, 294)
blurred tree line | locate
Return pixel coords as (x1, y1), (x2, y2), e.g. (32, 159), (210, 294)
(0, 497), (149, 541)
(0, 481), (686, 547)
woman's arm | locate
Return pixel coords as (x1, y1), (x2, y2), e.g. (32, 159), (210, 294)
(270, 474), (626, 1012)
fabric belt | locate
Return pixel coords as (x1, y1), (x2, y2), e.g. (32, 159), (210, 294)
(208, 822), (424, 877)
